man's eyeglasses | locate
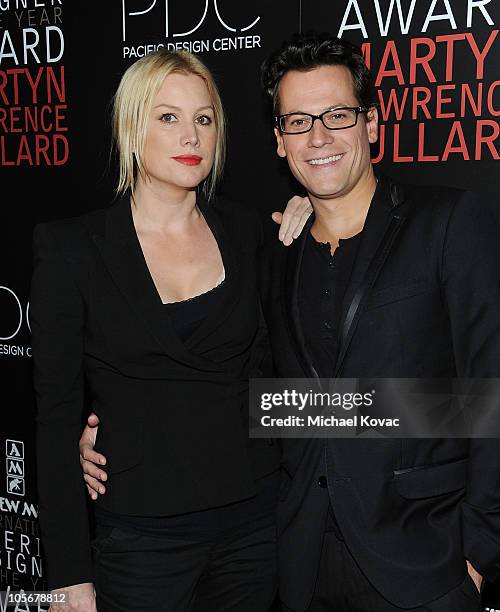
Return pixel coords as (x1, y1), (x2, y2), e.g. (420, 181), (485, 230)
(275, 106), (369, 135)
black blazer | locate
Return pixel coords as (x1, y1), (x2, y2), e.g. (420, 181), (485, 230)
(259, 176), (500, 610)
(30, 194), (280, 590)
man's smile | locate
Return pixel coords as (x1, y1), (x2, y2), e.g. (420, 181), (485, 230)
(307, 153), (345, 166)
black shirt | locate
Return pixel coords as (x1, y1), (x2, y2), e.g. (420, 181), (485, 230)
(298, 230), (362, 378)
(298, 228), (362, 538)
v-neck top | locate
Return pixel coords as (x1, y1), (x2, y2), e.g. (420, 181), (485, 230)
(82, 195), (280, 515)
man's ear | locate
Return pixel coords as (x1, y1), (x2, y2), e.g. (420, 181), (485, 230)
(366, 106), (379, 144)
(274, 127), (287, 158)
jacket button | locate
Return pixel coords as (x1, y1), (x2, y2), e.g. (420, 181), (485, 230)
(318, 475), (328, 488)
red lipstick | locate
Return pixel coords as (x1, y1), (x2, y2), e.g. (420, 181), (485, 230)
(172, 155), (202, 166)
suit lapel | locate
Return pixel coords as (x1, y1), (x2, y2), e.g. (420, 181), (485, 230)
(184, 197), (242, 350)
(90, 193), (222, 372)
(333, 177), (407, 376)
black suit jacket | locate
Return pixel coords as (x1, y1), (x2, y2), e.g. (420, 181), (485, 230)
(30, 194), (280, 590)
(259, 177), (500, 609)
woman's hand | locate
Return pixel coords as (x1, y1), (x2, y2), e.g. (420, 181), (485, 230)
(79, 413), (108, 500)
(272, 195), (313, 246)
(50, 583), (96, 611)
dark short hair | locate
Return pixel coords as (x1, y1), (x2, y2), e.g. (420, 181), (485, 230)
(261, 32), (375, 117)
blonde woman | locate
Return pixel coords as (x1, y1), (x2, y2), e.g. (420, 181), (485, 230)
(31, 50), (309, 612)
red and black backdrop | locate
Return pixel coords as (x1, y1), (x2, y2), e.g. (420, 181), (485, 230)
(1, 1), (499, 608)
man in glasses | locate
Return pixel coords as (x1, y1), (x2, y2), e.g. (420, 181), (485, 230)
(259, 33), (500, 612)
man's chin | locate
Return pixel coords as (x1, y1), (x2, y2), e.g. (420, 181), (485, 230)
(308, 185), (348, 202)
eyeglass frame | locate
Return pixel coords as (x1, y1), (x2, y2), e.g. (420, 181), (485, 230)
(275, 106), (369, 135)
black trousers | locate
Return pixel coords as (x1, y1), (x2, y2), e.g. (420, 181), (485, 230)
(91, 472), (279, 612)
(92, 514), (277, 612)
(284, 529), (482, 612)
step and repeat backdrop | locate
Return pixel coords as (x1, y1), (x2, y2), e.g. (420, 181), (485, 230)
(1, 1), (499, 609)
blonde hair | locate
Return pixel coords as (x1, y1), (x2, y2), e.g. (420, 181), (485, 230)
(112, 50), (226, 200)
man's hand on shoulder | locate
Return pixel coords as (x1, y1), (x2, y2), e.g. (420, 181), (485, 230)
(466, 559), (483, 593)
(272, 195), (312, 246)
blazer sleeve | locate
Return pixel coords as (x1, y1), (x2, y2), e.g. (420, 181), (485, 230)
(441, 191), (500, 581)
(30, 222), (93, 590)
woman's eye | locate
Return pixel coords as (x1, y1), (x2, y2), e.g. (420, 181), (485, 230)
(196, 115), (213, 126)
(160, 113), (177, 123)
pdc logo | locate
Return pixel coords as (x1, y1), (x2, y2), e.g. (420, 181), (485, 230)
(122, 0), (263, 58)
(0, 285), (31, 358)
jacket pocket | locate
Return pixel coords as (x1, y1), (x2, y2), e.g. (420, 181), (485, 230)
(366, 279), (429, 311)
(394, 457), (468, 499)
